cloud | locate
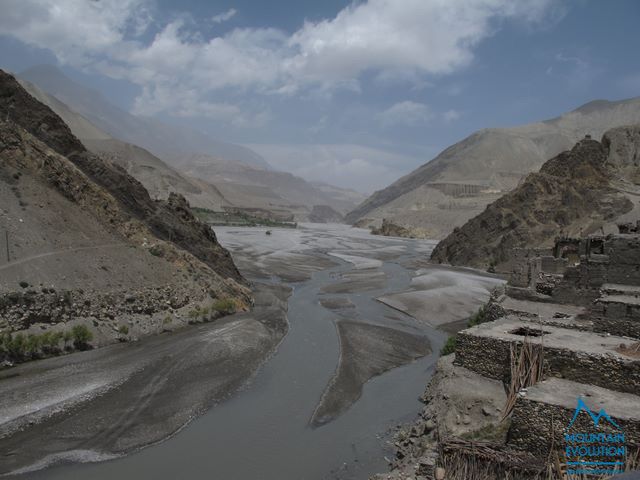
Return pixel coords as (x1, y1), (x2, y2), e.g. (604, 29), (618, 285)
(443, 109), (461, 123)
(377, 101), (433, 127)
(211, 8), (237, 24)
(0, 0), (561, 118)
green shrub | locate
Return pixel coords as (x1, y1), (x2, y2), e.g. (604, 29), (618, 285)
(118, 325), (129, 335)
(50, 331), (64, 348)
(163, 315), (172, 325)
(25, 334), (42, 356)
(0, 332), (12, 357)
(8, 333), (26, 357)
(441, 335), (457, 355)
(212, 298), (236, 315)
(71, 325), (93, 348)
(63, 331), (73, 348)
(19, 281), (29, 289)
(468, 305), (488, 327)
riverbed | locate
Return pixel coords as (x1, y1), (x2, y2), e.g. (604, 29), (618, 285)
(2, 224), (502, 479)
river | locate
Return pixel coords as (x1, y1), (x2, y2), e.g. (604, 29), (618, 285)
(8, 224), (501, 480)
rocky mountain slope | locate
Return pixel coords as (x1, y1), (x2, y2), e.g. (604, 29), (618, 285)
(0, 69), (248, 346)
(18, 66), (362, 221)
(18, 77), (229, 211)
(346, 98), (640, 239)
(430, 128), (640, 269)
(19, 64), (271, 169)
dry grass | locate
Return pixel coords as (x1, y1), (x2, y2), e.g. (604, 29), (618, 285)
(436, 442), (638, 480)
(502, 336), (546, 420)
(616, 341), (640, 358)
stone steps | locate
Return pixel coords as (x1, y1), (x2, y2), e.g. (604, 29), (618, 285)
(454, 316), (640, 394)
(508, 378), (640, 457)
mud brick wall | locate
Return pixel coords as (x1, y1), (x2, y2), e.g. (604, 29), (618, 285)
(552, 262), (606, 306)
(509, 249), (535, 288)
(540, 256), (568, 275)
(605, 236), (640, 286)
(591, 300), (640, 339)
(508, 248), (554, 288)
(509, 396), (640, 456)
(454, 332), (640, 394)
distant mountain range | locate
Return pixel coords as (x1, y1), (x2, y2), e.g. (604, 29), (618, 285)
(19, 65), (271, 169)
(16, 65), (364, 221)
(346, 96), (640, 239)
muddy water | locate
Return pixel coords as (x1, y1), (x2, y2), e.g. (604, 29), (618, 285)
(20, 226), (451, 480)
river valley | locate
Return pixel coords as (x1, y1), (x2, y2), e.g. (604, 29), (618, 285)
(1, 224), (502, 480)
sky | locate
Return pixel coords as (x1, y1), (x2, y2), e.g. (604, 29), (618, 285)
(1, 0), (639, 193)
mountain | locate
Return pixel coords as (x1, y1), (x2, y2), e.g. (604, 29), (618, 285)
(17, 65), (363, 221)
(310, 182), (368, 213)
(17, 77), (229, 212)
(173, 153), (363, 219)
(345, 97), (640, 239)
(430, 127), (640, 270)
(0, 69), (248, 336)
(18, 64), (271, 169)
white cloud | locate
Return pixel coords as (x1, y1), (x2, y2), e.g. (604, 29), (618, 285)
(443, 109), (461, 123)
(0, 0), (561, 118)
(377, 101), (433, 127)
(211, 8), (237, 24)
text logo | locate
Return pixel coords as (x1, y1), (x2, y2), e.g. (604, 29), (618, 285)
(564, 397), (626, 476)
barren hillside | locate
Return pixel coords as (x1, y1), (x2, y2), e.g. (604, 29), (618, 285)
(0, 69), (248, 344)
(430, 127), (640, 269)
(346, 98), (640, 239)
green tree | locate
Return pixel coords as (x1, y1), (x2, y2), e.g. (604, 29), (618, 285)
(71, 325), (93, 349)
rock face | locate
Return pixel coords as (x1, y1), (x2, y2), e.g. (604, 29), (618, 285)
(346, 98), (640, 239)
(371, 218), (431, 239)
(430, 128), (640, 269)
(308, 205), (344, 223)
(0, 69), (242, 282)
(0, 69), (249, 347)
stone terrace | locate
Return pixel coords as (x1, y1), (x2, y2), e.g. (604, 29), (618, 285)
(510, 378), (640, 455)
(455, 316), (640, 394)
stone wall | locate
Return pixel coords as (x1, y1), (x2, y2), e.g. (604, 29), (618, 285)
(0, 285), (192, 331)
(455, 332), (640, 394)
(510, 396), (640, 456)
(605, 236), (640, 286)
(590, 297), (640, 339)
